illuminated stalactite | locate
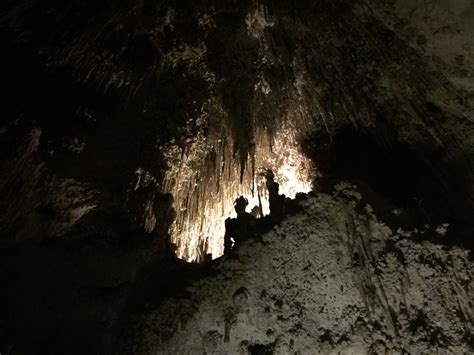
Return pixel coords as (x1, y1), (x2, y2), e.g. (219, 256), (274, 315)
(161, 117), (314, 262)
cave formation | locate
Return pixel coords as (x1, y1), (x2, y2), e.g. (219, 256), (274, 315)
(1, 0), (474, 354)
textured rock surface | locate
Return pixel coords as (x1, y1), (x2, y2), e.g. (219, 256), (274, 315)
(2, 0), (473, 253)
(0, 0), (473, 354)
(371, 0), (474, 100)
(123, 186), (474, 354)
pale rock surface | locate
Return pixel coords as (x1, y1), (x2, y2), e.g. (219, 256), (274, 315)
(126, 186), (474, 354)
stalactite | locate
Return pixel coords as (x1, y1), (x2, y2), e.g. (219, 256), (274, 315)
(161, 88), (315, 261)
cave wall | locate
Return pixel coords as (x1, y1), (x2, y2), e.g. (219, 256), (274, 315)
(0, 0), (473, 353)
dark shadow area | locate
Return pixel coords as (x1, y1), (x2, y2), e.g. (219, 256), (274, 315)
(307, 123), (474, 251)
(248, 343), (275, 355)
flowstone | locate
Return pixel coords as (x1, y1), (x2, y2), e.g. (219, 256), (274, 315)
(123, 186), (474, 354)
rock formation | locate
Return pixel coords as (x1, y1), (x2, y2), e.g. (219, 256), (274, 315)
(122, 185), (474, 354)
(0, 0), (473, 353)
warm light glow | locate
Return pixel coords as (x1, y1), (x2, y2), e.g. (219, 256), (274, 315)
(161, 122), (313, 262)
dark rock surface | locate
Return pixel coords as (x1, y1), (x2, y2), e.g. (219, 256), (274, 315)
(0, 0), (473, 353)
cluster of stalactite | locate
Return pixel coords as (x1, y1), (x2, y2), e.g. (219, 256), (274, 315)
(161, 113), (314, 261)
(153, 2), (467, 261)
(3, 0), (469, 256)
